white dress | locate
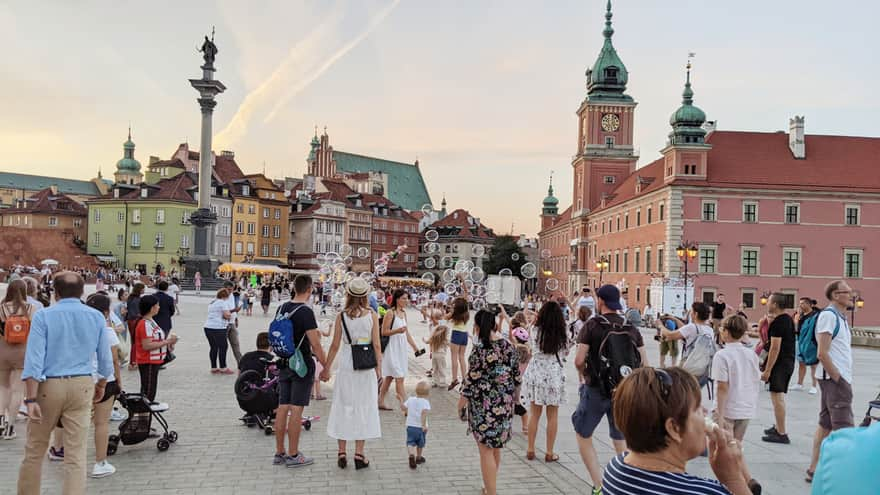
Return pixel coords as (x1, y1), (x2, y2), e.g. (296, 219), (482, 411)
(381, 315), (409, 379)
(521, 327), (569, 406)
(327, 312), (382, 441)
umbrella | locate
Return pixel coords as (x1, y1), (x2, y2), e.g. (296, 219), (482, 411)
(40, 259), (59, 266)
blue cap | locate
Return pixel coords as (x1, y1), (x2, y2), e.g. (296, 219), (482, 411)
(596, 284), (622, 311)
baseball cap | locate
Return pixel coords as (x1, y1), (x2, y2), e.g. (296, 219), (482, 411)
(596, 284), (622, 311)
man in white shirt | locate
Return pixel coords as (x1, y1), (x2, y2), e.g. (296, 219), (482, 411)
(572, 287), (596, 315)
(807, 280), (855, 482)
(222, 281), (242, 365)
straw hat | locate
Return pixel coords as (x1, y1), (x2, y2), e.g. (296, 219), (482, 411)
(346, 277), (370, 297)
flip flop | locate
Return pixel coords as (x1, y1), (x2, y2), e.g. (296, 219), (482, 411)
(805, 469), (814, 483)
(378, 405), (393, 411)
(526, 451), (535, 461)
(545, 453), (560, 463)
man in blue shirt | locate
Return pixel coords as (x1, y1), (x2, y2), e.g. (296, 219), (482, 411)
(18, 272), (113, 495)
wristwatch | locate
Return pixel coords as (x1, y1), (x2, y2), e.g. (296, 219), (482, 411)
(23, 398), (37, 404)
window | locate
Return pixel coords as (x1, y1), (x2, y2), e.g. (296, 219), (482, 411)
(316, 221), (323, 233)
(625, 214), (629, 229)
(779, 292), (797, 310)
(657, 247), (664, 272)
(262, 207), (270, 218)
(273, 225), (281, 238)
(634, 250), (640, 272)
(604, 176), (616, 184)
(623, 251), (629, 273)
(94, 210), (101, 223)
(247, 223), (256, 235)
(741, 248), (759, 275)
(782, 248), (801, 276)
(274, 208), (281, 219)
(116, 234), (124, 246)
(242, 185), (250, 196)
(616, 216), (620, 231)
(248, 204), (255, 214)
(155, 232), (164, 248)
(605, 136), (614, 148)
(615, 252), (620, 272)
(181, 211), (191, 224)
(181, 235), (190, 249)
(685, 164), (697, 175)
(845, 205), (860, 226)
(272, 244), (280, 257)
(741, 290), (756, 309)
(117, 211), (125, 223)
(645, 249), (651, 273)
(699, 247), (717, 273)
(131, 232), (140, 247)
(844, 249), (862, 278)
(48, 216), (58, 226)
(262, 225), (269, 237)
(785, 203), (800, 224)
(246, 242), (255, 254)
(92, 231), (100, 246)
(235, 221), (243, 234)
(742, 202), (757, 223)
(236, 204), (244, 214)
(702, 200), (717, 222)
(222, 206), (231, 217)
(636, 210), (641, 226)
(131, 209), (141, 223)
(702, 290), (716, 305)
(234, 242), (243, 255)
(261, 243), (269, 257)
(140, 188), (148, 198)
(647, 207), (652, 224)
(659, 203), (665, 221)
(156, 209), (165, 224)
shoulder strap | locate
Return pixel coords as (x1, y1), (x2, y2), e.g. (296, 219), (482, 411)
(340, 314), (354, 345)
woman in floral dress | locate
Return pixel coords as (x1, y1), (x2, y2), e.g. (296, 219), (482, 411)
(521, 300), (570, 462)
(458, 310), (521, 495)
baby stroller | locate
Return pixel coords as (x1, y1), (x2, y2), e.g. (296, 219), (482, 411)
(107, 392), (177, 455)
(234, 357), (317, 433)
(860, 391), (880, 427)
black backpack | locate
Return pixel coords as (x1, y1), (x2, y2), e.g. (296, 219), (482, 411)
(596, 315), (642, 399)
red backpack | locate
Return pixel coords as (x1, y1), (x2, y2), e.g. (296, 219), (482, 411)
(3, 304), (31, 345)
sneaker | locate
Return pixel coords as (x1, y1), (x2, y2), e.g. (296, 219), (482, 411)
(90, 460), (116, 478)
(285, 452), (314, 468)
(48, 447), (64, 461)
(763, 425), (778, 435)
(748, 478), (762, 495)
(272, 453), (288, 465)
(110, 409), (127, 422)
(808, 387), (818, 395)
(761, 432), (791, 444)
(3, 423), (16, 440)
(591, 487), (603, 495)
(149, 402), (169, 412)
(791, 384), (804, 391)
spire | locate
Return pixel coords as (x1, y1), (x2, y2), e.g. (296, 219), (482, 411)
(682, 61), (694, 105)
(587, 0), (631, 101)
(547, 171), (554, 197)
(127, 123), (131, 141)
(668, 56), (708, 146)
(603, 0), (614, 40)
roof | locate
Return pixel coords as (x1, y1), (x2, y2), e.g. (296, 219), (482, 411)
(116, 173), (197, 202)
(333, 151), (432, 211)
(0, 172), (101, 197)
(213, 155), (245, 184)
(592, 157), (666, 212)
(701, 131), (880, 193)
(148, 159), (186, 170)
(3, 188), (87, 216)
(429, 208), (495, 239)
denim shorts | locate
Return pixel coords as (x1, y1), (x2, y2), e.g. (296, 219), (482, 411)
(406, 426), (426, 448)
(571, 384), (623, 440)
(450, 330), (468, 346)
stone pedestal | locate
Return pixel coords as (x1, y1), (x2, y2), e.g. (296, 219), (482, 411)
(183, 207), (219, 278)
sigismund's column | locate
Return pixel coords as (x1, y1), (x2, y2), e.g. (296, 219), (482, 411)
(185, 30), (226, 278)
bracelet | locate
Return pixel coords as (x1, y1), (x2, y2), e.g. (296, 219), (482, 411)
(23, 398), (37, 404)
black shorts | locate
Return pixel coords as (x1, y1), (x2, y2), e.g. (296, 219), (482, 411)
(278, 366), (314, 407)
(769, 361), (795, 393)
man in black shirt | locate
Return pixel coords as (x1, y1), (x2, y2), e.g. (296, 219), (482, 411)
(761, 293), (796, 444)
(572, 285), (647, 491)
(272, 275), (327, 468)
(260, 283), (273, 316)
(710, 293), (730, 332)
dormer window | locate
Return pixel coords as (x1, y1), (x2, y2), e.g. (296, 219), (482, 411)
(242, 185), (250, 196)
(140, 188), (148, 198)
(604, 67), (618, 83)
(113, 189), (120, 198)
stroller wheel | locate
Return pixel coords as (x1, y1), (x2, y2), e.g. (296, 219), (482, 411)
(107, 436), (119, 456)
(167, 431), (178, 443)
(303, 420), (311, 431)
(264, 427), (274, 436)
(157, 438), (171, 451)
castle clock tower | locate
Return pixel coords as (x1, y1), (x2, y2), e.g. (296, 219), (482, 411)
(570, 0), (638, 289)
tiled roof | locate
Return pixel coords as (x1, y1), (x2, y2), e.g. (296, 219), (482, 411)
(334, 151), (432, 211)
(429, 208), (495, 239)
(4, 188), (87, 216)
(213, 155), (245, 184)
(0, 172), (101, 197)
(117, 173), (197, 202)
(592, 157), (666, 212)
(147, 158), (186, 170)
(702, 131), (880, 193)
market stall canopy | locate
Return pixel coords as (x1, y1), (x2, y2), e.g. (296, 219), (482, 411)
(218, 263), (286, 274)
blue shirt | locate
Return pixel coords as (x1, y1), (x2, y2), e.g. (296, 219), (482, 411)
(22, 298), (113, 382)
(812, 423), (879, 495)
(368, 293), (378, 312)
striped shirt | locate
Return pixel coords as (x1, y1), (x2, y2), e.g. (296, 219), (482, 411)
(603, 454), (731, 495)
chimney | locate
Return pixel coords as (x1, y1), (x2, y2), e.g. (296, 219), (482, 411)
(149, 156), (160, 165)
(49, 185), (58, 195)
(221, 150), (235, 159)
(702, 120), (717, 135)
(789, 116), (805, 159)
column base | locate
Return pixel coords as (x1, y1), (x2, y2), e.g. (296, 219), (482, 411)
(181, 255), (221, 279)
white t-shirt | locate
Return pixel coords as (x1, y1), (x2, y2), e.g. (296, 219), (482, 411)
(224, 294), (238, 323)
(711, 343), (760, 420)
(577, 296), (596, 312)
(205, 299), (230, 329)
(168, 284), (181, 301)
(404, 397), (431, 428)
(815, 306), (852, 384)
(678, 323), (714, 357)
(92, 326), (120, 383)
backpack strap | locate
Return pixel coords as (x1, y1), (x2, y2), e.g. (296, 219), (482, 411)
(821, 307), (842, 339)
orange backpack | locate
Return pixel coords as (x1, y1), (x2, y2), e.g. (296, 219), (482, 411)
(3, 306), (31, 345)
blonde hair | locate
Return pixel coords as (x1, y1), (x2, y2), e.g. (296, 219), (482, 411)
(510, 311), (527, 329)
(344, 293), (369, 318)
(428, 325), (449, 352)
(415, 381), (431, 398)
(515, 343), (531, 366)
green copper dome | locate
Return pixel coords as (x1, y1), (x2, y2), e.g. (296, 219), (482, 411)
(116, 130), (141, 172)
(668, 65), (707, 145)
(586, 0), (632, 101)
(542, 180), (559, 215)
(308, 134), (320, 161)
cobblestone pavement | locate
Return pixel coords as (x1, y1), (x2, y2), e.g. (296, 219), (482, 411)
(0, 291), (877, 494)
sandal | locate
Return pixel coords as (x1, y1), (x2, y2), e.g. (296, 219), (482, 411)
(526, 451), (535, 461)
(337, 452), (347, 469)
(805, 469), (814, 483)
(378, 405), (393, 411)
(545, 453), (560, 463)
(447, 380), (459, 391)
(354, 453), (370, 470)
(314, 395), (327, 401)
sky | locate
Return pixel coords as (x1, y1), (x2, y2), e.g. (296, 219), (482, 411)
(1, 0), (877, 236)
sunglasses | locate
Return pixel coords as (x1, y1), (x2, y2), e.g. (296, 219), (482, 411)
(653, 368), (672, 402)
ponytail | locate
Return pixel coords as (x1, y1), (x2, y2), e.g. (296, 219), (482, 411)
(474, 310), (496, 347)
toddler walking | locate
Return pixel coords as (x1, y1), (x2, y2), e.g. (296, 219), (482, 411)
(424, 322), (449, 387)
(401, 381), (431, 469)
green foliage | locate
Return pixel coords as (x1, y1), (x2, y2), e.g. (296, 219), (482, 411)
(483, 236), (527, 277)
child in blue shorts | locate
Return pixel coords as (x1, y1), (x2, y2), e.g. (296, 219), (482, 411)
(401, 381), (431, 469)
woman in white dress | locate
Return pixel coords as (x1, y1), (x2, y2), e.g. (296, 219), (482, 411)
(378, 289), (421, 410)
(322, 278), (382, 470)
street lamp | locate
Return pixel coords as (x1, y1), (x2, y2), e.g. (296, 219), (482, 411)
(595, 256), (609, 284)
(851, 292), (864, 327)
(676, 241), (699, 318)
(759, 291), (771, 306)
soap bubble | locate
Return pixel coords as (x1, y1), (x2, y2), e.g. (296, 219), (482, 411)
(440, 256), (454, 269)
(499, 268), (513, 277)
(359, 272), (374, 283)
(421, 204), (433, 215)
(469, 267), (485, 282)
(374, 264), (387, 275)
(540, 249), (551, 259)
(472, 298), (487, 311)
(444, 283), (458, 295)
(442, 269), (456, 283)
(425, 242), (440, 254)
(511, 253), (520, 261)
(545, 279), (560, 291)
(339, 244), (353, 258)
(343, 256), (353, 266)
(472, 245), (485, 257)
(421, 272), (435, 285)
(356, 247), (369, 259)
(521, 262), (537, 279)
(425, 230), (439, 242)
(424, 257), (436, 269)
(455, 260), (474, 273)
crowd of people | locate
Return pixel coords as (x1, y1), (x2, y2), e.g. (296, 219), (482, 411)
(1, 268), (875, 495)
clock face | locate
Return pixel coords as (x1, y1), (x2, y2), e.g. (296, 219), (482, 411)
(601, 113), (620, 132)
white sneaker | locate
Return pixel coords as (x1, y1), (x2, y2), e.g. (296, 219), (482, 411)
(791, 384), (804, 391)
(808, 387), (818, 395)
(90, 460), (116, 478)
(110, 409), (127, 421)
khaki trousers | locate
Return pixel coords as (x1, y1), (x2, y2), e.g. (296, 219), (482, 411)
(18, 376), (92, 495)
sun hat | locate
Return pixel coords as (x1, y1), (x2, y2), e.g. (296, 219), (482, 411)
(346, 277), (370, 297)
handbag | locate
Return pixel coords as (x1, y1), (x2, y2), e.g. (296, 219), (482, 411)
(342, 313), (377, 370)
(288, 332), (309, 377)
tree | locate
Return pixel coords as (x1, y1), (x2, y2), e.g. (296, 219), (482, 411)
(482, 236), (527, 277)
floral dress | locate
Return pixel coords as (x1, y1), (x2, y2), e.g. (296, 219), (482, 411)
(521, 326), (570, 406)
(461, 337), (521, 448)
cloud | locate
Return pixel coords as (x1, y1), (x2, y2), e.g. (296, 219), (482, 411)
(214, 0), (401, 148)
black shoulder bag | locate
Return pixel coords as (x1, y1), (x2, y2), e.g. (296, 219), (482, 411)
(342, 313), (377, 370)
